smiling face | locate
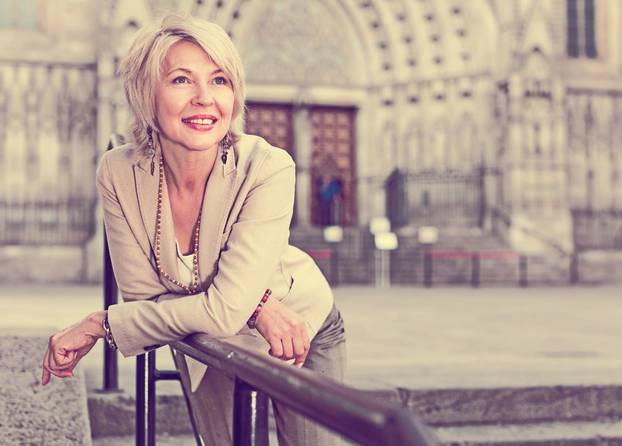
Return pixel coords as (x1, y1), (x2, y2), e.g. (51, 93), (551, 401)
(155, 40), (234, 155)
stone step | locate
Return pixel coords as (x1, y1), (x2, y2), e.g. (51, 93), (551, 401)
(88, 385), (622, 440)
(400, 386), (622, 427)
(1, 333), (92, 446)
(436, 420), (622, 446)
(93, 422), (622, 446)
(93, 434), (198, 446)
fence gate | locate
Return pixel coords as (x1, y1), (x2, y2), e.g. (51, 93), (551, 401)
(386, 168), (485, 228)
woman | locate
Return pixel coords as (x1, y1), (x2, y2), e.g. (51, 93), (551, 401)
(41, 14), (346, 445)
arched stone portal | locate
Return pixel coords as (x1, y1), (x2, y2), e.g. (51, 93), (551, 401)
(232, 0), (367, 226)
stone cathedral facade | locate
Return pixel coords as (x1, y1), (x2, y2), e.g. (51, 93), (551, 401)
(0, 0), (620, 284)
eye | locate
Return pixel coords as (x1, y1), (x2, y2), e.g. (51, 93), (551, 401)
(172, 76), (190, 84)
(212, 76), (229, 85)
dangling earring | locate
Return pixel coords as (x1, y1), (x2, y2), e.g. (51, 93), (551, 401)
(146, 126), (156, 175)
(220, 132), (232, 165)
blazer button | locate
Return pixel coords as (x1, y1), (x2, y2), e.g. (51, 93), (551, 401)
(143, 344), (162, 351)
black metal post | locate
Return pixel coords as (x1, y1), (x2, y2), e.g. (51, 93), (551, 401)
(519, 255), (528, 287)
(471, 252), (480, 287)
(135, 352), (157, 446)
(102, 234), (119, 392)
(147, 352), (156, 446)
(423, 248), (433, 287)
(136, 354), (146, 446)
(233, 378), (269, 446)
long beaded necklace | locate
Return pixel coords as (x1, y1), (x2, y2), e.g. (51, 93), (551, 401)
(155, 154), (202, 294)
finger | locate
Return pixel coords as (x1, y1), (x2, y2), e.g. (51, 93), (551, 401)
(281, 336), (294, 360)
(303, 328), (311, 352)
(292, 334), (306, 361)
(53, 346), (77, 370)
(269, 336), (284, 358)
(41, 368), (51, 385)
(294, 345), (309, 368)
(46, 345), (69, 372)
(49, 368), (74, 379)
(42, 351), (74, 382)
(41, 350), (51, 385)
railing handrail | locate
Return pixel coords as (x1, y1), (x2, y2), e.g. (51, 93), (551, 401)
(171, 335), (439, 446)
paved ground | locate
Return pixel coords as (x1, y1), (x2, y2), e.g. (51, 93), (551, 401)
(1, 284), (621, 396)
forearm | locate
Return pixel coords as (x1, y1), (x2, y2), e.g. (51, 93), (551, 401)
(107, 289), (254, 357)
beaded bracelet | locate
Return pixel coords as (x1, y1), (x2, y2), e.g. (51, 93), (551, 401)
(247, 288), (272, 329)
(102, 314), (118, 350)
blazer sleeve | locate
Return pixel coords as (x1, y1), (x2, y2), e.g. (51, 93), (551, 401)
(100, 149), (296, 357)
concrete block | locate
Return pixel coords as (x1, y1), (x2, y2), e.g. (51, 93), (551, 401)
(88, 393), (193, 437)
(0, 335), (92, 445)
(0, 246), (85, 283)
(578, 251), (622, 284)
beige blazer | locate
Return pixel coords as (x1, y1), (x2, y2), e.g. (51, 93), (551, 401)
(97, 134), (333, 386)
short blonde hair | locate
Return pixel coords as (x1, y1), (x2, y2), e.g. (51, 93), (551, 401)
(118, 14), (246, 154)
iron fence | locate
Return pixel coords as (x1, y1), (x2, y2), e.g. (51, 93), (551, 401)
(386, 168), (485, 229)
(0, 60), (97, 245)
(572, 209), (622, 250)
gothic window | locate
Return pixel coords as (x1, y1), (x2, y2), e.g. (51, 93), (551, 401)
(567, 0), (597, 59)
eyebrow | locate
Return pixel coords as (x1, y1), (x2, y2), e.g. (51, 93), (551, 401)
(166, 67), (224, 76)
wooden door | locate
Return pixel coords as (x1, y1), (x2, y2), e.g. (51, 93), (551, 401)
(244, 103), (294, 157)
(245, 103), (296, 224)
(310, 106), (357, 226)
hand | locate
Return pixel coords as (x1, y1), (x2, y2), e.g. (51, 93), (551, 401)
(254, 298), (310, 367)
(41, 311), (107, 385)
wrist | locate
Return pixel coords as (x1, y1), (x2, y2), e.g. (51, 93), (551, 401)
(247, 289), (272, 329)
(87, 311), (107, 338)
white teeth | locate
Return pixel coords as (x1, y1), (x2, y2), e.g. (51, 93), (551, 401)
(185, 118), (215, 125)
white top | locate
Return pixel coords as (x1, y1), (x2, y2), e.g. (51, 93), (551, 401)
(176, 240), (195, 285)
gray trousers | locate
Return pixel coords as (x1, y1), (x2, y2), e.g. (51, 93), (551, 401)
(175, 305), (347, 446)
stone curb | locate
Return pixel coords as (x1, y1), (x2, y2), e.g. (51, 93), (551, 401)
(88, 385), (622, 438)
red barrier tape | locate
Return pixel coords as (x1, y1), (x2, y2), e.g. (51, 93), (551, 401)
(430, 250), (519, 261)
(306, 249), (333, 260)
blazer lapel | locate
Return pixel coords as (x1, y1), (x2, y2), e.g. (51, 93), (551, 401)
(198, 146), (238, 285)
(134, 154), (183, 293)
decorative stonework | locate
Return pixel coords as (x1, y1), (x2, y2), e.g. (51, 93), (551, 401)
(236, 0), (359, 86)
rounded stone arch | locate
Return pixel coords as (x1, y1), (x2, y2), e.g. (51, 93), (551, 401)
(459, 0), (498, 71)
(400, 0), (498, 76)
(225, 0), (369, 86)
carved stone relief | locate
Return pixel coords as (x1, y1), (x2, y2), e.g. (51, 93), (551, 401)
(238, 0), (357, 85)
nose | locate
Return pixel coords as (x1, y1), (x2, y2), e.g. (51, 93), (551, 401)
(191, 83), (215, 107)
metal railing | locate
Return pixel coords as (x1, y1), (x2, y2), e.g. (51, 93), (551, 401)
(167, 335), (439, 446)
(101, 135), (440, 446)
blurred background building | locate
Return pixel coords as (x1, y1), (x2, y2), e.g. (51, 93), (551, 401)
(0, 0), (620, 285)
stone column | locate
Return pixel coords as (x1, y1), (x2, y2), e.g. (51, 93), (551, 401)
(85, 5), (117, 283)
(502, 75), (573, 255)
(292, 106), (312, 227)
